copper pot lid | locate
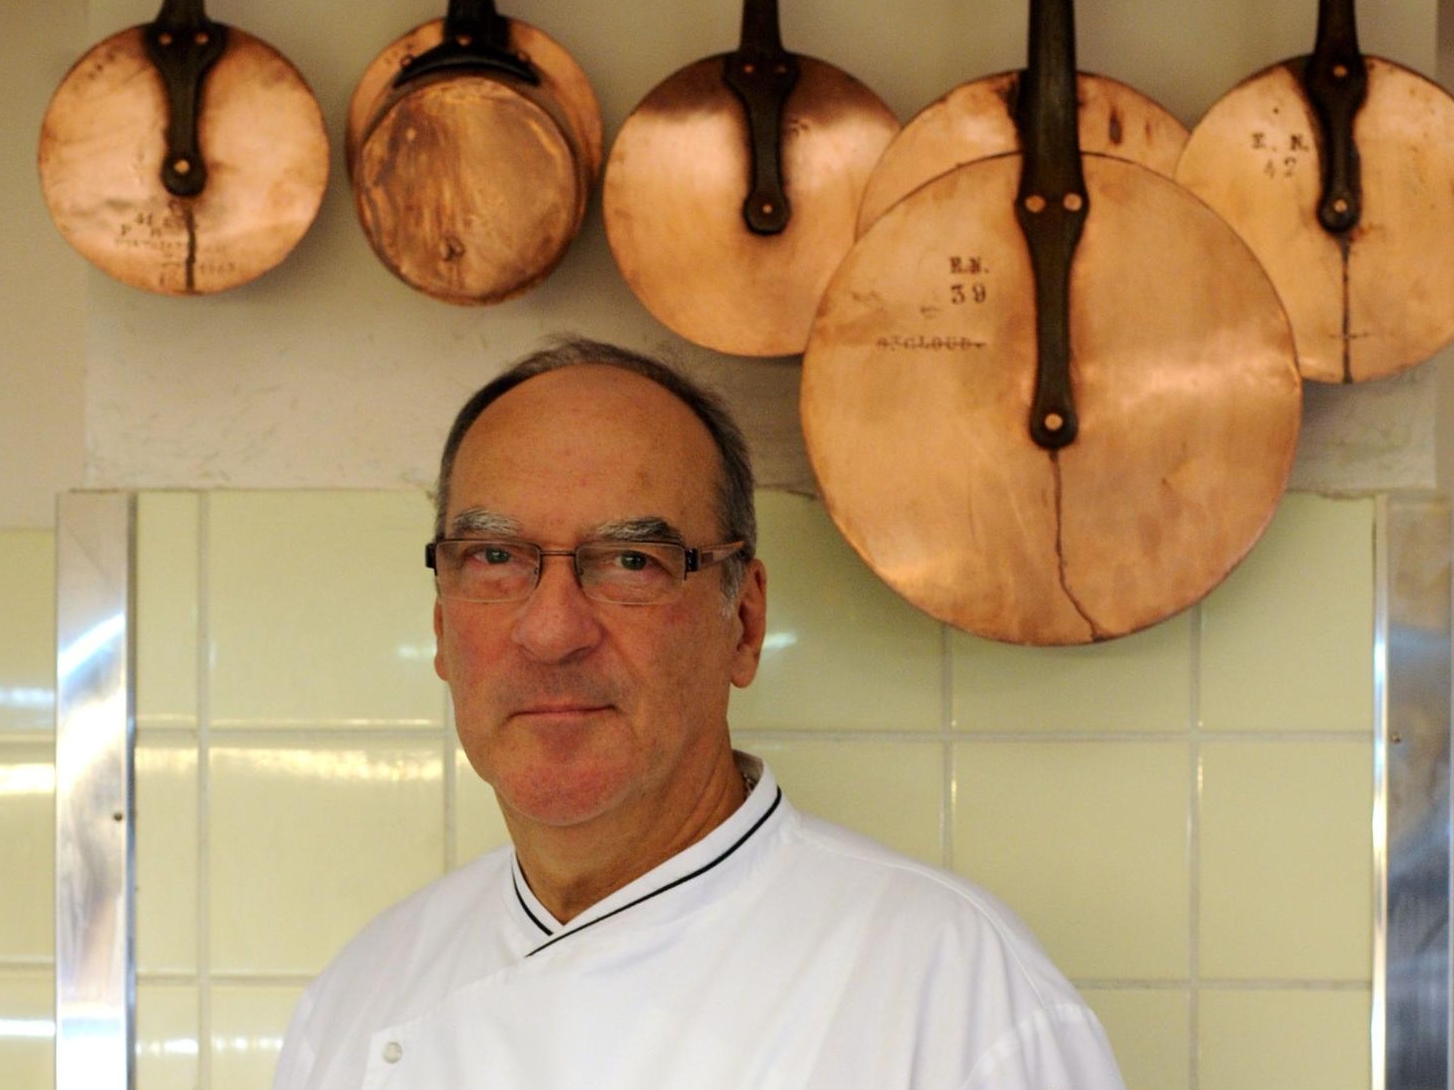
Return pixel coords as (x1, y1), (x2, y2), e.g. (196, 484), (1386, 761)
(349, 0), (599, 305)
(354, 74), (586, 305)
(38, 0), (327, 296)
(802, 0), (1301, 646)
(602, 0), (899, 357)
(345, 13), (601, 183)
(857, 70), (1187, 235)
(1175, 0), (1454, 383)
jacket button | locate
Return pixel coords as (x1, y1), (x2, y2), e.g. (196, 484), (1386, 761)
(382, 1041), (403, 1064)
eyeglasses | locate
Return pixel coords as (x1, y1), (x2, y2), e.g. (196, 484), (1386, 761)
(425, 538), (745, 605)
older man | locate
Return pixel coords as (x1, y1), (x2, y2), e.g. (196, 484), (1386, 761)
(272, 339), (1126, 1090)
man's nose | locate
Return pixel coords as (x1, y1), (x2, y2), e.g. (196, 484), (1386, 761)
(510, 554), (603, 662)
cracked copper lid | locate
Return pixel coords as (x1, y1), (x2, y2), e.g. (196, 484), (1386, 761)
(1175, 47), (1454, 383)
(38, 6), (328, 296)
(801, 151), (1302, 645)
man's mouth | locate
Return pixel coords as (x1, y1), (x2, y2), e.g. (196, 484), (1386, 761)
(513, 702), (612, 718)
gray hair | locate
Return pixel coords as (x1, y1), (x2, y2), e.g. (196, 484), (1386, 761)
(433, 338), (757, 599)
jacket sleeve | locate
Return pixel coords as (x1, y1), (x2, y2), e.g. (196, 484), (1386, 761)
(271, 987), (319, 1090)
(958, 1002), (1128, 1090)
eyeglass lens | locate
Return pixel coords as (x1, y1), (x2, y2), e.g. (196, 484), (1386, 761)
(435, 540), (688, 604)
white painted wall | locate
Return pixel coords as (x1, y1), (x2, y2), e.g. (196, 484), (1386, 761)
(3, 0), (1447, 529)
(2, 2), (87, 529)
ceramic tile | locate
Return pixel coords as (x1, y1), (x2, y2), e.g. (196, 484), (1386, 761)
(728, 492), (943, 732)
(1199, 989), (1370, 1090)
(952, 740), (1189, 979)
(0, 741), (54, 961)
(951, 611), (1192, 733)
(747, 737), (944, 865)
(0, 530), (55, 733)
(1200, 494), (1375, 732)
(1079, 988), (1188, 1090)
(211, 984), (302, 1090)
(136, 983), (198, 1090)
(206, 491), (442, 729)
(135, 735), (198, 974)
(1200, 739), (1374, 980)
(209, 739), (444, 976)
(136, 492), (199, 730)
(0, 969), (52, 1090)
(453, 744), (512, 865)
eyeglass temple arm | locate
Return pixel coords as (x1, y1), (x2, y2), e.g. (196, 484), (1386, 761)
(685, 541), (746, 573)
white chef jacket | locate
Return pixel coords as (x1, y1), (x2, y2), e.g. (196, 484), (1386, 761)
(273, 756), (1126, 1090)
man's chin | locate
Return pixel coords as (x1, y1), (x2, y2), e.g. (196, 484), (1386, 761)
(493, 761), (637, 832)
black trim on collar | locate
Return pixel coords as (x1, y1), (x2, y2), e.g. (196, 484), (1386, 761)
(512, 868), (554, 937)
(525, 787), (783, 959)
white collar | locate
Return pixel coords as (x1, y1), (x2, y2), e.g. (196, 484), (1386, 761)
(505, 752), (785, 956)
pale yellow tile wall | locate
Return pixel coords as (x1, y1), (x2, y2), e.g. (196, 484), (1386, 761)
(136, 739), (199, 974)
(136, 984), (198, 1090)
(0, 528), (56, 1089)
(208, 740), (446, 976)
(1200, 493), (1375, 732)
(730, 493), (943, 732)
(0, 530), (55, 734)
(205, 491), (441, 729)
(0, 491), (1385, 1089)
(1199, 990), (1372, 1090)
(136, 492), (199, 731)
(953, 740), (1191, 980)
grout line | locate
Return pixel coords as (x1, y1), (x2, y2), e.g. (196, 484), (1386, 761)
(201, 718), (441, 730)
(734, 727), (1369, 745)
(1188, 602), (1203, 1090)
(192, 717), (1388, 738)
(1068, 977), (1372, 992)
(135, 971), (202, 987)
(176, 972), (319, 988)
(180, 725), (450, 744)
(0, 957), (56, 972)
(1193, 978), (1374, 992)
(0, 729), (56, 746)
(196, 492), (213, 1090)
(734, 730), (953, 746)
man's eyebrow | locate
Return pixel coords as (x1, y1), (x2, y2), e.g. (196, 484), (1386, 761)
(591, 517), (685, 546)
(449, 509), (522, 537)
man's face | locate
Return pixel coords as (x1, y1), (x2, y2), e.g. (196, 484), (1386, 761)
(433, 365), (766, 835)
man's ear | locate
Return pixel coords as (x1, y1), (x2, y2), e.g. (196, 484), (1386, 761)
(433, 598), (448, 682)
(730, 559), (767, 688)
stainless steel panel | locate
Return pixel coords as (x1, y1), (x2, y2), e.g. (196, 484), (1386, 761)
(1381, 493), (1452, 1090)
(54, 492), (135, 1090)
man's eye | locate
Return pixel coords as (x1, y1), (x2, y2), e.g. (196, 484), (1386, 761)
(460, 543), (520, 566)
(615, 550), (650, 572)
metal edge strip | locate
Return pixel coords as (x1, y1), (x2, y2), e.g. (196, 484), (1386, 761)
(54, 492), (135, 1090)
(1381, 492), (1452, 1090)
(1374, 494), (1389, 1090)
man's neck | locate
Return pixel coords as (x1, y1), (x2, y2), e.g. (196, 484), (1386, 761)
(505, 752), (749, 924)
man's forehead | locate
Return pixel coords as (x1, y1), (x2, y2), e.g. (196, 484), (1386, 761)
(491, 363), (685, 415)
(448, 365), (723, 538)
(460, 365), (714, 460)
